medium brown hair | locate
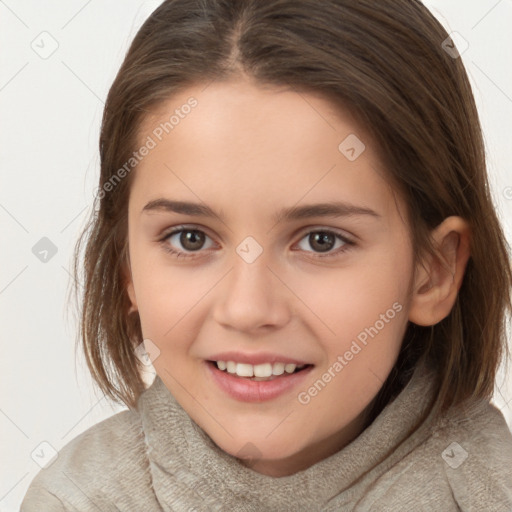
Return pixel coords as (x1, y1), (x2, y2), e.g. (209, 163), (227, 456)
(72, 0), (512, 415)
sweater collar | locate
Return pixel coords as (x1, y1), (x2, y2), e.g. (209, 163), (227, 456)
(138, 364), (436, 511)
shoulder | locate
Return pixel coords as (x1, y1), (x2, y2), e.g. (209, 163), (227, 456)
(359, 399), (512, 511)
(21, 408), (154, 511)
(390, 400), (511, 511)
(433, 400), (512, 510)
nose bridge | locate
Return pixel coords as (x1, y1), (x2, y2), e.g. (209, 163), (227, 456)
(212, 242), (290, 331)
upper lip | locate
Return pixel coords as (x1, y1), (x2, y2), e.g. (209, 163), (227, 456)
(207, 351), (312, 366)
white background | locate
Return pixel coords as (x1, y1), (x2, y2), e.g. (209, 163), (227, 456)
(1, 1), (511, 510)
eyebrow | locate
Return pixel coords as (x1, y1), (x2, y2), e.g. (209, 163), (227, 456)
(142, 199), (380, 224)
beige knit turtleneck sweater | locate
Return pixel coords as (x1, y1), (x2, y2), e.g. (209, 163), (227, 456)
(21, 364), (512, 511)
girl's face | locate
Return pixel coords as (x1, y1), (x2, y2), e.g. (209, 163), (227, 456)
(125, 78), (415, 476)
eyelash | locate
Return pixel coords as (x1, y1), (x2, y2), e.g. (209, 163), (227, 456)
(158, 225), (356, 260)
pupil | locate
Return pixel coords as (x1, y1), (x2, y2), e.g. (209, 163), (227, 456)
(181, 230), (205, 250)
(310, 232), (334, 252)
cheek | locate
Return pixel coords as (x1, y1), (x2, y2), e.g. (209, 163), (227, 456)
(291, 250), (411, 337)
(289, 248), (412, 396)
(131, 254), (215, 342)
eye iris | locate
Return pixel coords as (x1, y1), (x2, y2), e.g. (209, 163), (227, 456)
(310, 232), (334, 252)
(181, 230), (205, 251)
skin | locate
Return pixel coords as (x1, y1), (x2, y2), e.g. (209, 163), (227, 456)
(124, 77), (471, 477)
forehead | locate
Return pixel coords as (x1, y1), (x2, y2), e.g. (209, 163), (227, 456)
(131, 79), (400, 221)
(138, 79), (365, 158)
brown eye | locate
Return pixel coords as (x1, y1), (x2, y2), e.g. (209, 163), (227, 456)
(295, 229), (353, 257)
(161, 227), (215, 257)
(308, 232), (336, 252)
(179, 230), (206, 251)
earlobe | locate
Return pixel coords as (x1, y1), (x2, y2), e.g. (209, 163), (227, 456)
(408, 216), (471, 327)
(127, 281), (138, 314)
(121, 257), (138, 314)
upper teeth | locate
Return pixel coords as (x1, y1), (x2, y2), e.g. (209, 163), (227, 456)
(215, 361), (306, 377)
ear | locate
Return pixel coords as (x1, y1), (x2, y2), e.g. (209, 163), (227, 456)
(408, 216), (471, 327)
(121, 252), (138, 314)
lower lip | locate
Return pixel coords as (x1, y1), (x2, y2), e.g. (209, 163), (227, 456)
(205, 361), (314, 403)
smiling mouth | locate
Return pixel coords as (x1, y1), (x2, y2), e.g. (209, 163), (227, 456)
(206, 360), (314, 381)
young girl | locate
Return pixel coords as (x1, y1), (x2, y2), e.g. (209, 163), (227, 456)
(22, 0), (512, 510)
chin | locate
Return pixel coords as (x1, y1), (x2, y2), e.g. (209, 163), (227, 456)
(213, 430), (305, 464)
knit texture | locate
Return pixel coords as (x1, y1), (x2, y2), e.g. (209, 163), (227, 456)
(21, 365), (512, 511)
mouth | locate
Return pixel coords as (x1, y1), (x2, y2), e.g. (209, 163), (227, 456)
(205, 359), (315, 402)
(206, 360), (313, 381)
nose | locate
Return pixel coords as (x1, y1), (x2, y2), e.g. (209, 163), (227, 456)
(212, 250), (292, 333)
